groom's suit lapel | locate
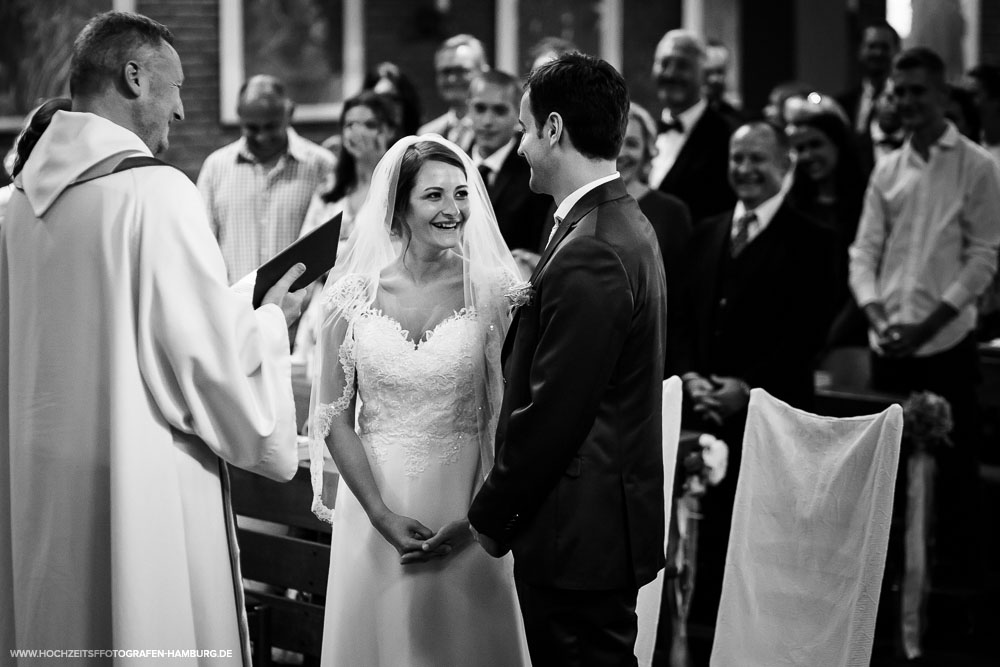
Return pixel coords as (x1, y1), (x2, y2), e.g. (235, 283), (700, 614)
(529, 177), (628, 284)
(501, 177), (628, 365)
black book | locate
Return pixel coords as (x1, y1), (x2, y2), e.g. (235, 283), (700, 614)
(252, 212), (343, 308)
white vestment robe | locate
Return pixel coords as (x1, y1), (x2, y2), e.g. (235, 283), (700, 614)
(0, 111), (299, 664)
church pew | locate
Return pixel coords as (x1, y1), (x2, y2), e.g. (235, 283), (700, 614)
(229, 463), (337, 665)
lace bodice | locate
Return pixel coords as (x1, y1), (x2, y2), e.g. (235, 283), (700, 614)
(352, 308), (482, 476)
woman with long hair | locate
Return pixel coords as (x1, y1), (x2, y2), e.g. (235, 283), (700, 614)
(785, 95), (869, 347)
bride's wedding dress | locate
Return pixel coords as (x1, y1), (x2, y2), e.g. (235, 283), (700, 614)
(320, 302), (528, 666)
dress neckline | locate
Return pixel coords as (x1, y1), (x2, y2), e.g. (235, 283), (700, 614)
(364, 307), (473, 350)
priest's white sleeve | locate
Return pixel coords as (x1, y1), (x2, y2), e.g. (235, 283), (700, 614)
(133, 168), (298, 481)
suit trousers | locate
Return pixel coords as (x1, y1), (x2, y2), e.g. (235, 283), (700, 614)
(515, 578), (640, 667)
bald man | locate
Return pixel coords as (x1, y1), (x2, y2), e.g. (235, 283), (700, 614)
(649, 29), (735, 223)
(419, 34), (489, 151)
(198, 74), (335, 283)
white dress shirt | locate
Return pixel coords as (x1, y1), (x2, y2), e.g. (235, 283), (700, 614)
(649, 98), (708, 189)
(548, 172), (621, 245)
(472, 137), (517, 188)
(731, 188), (785, 248)
(849, 121), (1000, 355)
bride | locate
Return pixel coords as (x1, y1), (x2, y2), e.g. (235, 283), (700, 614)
(307, 135), (529, 666)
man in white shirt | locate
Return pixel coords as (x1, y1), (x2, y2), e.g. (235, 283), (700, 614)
(649, 29), (734, 223)
(850, 47), (1000, 591)
(197, 75), (335, 284)
(418, 34), (488, 152)
(468, 70), (550, 261)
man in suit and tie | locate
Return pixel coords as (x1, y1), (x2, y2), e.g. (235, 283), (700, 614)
(468, 52), (669, 666)
(649, 29), (735, 223)
(418, 34), (488, 152)
(468, 70), (551, 258)
(836, 20), (901, 175)
(672, 121), (838, 659)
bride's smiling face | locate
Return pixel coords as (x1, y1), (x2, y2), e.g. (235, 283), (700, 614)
(401, 160), (470, 251)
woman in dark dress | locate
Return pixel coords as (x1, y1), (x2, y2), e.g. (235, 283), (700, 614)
(785, 96), (868, 348)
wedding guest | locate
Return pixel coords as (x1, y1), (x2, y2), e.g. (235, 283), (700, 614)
(967, 64), (1000, 338)
(527, 35), (576, 72)
(1, 11), (303, 657)
(292, 91), (396, 367)
(300, 91), (395, 239)
(946, 83), (981, 140)
(836, 20), (901, 175)
(469, 53), (669, 666)
(419, 34), (488, 151)
(785, 96), (868, 348)
(1, 100), (71, 227)
(870, 78), (906, 162)
(197, 74), (335, 283)
(363, 61), (422, 139)
(703, 39), (743, 129)
(673, 121), (838, 661)
(649, 29), (735, 222)
(968, 63), (1000, 163)
(849, 47), (1000, 594)
(762, 81), (811, 127)
(467, 70), (550, 257)
(618, 103), (692, 376)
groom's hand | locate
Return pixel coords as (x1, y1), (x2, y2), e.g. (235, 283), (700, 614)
(469, 523), (509, 558)
(400, 519), (475, 564)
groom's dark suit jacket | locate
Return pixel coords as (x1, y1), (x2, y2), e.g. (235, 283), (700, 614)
(469, 177), (668, 590)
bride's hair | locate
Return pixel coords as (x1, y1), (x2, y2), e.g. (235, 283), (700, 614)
(391, 141), (466, 238)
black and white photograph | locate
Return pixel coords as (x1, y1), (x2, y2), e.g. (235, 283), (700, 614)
(2, 1), (998, 666)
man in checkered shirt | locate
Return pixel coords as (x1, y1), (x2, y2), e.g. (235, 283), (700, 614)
(198, 75), (335, 284)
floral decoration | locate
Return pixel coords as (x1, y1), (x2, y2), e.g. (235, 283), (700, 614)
(504, 280), (534, 309)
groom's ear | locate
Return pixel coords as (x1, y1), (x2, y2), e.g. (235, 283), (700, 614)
(546, 112), (563, 147)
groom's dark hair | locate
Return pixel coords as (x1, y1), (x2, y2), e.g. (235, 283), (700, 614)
(525, 52), (629, 160)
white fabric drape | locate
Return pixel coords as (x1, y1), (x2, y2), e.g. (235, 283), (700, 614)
(712, 389), (902, 667)
(635, 376), (683, 666)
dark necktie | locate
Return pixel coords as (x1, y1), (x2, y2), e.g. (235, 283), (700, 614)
(658, 117), (684, 134)
(477, 164), (492, 190)
(731, 211), (756, 258)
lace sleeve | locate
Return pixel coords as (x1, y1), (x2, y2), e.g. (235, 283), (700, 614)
(308, 273), (371, 523)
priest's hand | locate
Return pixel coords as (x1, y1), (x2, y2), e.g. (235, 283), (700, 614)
(261, 262), (308, 328)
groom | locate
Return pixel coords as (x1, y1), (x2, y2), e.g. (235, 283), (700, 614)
(469, 53), (668, 665)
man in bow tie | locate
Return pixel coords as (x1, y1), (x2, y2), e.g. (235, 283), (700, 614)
(649, 29), (735, 223)
(672, 121), (838, 657)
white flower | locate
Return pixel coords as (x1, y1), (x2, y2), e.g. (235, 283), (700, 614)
(504, 280), (534, 308)
(699, 433), (729, 486)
